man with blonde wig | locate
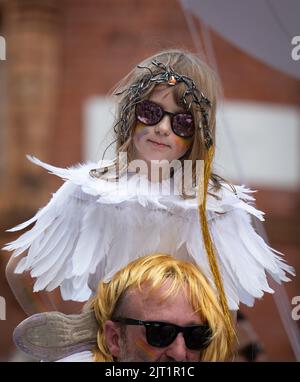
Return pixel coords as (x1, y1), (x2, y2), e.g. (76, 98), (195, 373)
(13, 254), (234, 362)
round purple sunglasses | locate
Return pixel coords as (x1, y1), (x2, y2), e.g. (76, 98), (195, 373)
(135, 100), (195, 138)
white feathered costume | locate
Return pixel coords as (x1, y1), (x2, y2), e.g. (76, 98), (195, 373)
(4, 156), (294, 311)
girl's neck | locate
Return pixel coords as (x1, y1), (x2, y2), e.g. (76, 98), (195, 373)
(128, 159), (175, 183)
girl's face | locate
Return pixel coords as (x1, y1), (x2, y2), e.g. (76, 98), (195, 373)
(132, 85), (193, 164)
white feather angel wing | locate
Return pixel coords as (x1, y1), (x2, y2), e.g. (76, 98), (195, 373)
(3, 157), (114, 301)
(195, 183), (294, 309)
(3, 156), (295, 308)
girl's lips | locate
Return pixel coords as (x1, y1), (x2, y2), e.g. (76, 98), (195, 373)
(147, 139), (170, 148)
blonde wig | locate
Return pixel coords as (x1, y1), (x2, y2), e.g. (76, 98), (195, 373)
(89, 253), (235, 362)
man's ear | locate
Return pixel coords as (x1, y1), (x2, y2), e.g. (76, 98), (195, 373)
(104, 320), (122, 358)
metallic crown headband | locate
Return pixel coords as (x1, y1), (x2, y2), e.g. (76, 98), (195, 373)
(114, 60), (213, 150)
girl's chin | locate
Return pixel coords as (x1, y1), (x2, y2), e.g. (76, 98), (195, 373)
(145, 156), (173, 163)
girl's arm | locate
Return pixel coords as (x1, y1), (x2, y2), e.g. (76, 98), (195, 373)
(5, 255), (84, 316)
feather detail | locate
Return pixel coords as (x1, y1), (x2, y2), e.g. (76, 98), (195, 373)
(3, 156), (295, 307)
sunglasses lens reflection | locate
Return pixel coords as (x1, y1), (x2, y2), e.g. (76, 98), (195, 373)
(146, 323), (211, 350)
(114, 318), (211, 350)
(136, 100), (194, 137)
(146, 325), (177, 347)
(185, 326), (211, 350)
(173, 114), (194, 137)
(136, 100), (163, 125)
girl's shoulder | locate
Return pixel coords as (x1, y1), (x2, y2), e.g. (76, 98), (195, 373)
(205, 180), (265, 221)
(168, 178), (265, 222)
(25, 156), (264, 220)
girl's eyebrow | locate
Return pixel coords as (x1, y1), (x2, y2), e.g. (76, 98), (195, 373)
(149, 99), (186, 114)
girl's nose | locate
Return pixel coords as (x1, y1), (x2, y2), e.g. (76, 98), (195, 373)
(154, 115), (172, 136)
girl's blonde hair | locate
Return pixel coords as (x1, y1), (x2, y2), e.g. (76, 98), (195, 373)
(89, 253), (235, 362)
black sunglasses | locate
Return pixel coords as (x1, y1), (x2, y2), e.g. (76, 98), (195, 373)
(135, 100), (195, 138)
(113, 317), (212, 350)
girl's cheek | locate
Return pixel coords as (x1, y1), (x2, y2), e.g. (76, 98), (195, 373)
(134, 123), (149, 141)
(173, 135), (192, 151)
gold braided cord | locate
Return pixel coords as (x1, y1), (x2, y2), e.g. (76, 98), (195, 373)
(198, 146), (236, 348)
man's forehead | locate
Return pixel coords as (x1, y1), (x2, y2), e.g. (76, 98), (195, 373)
(122, 282), (202, 325)
(124, 282), (188, 311)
